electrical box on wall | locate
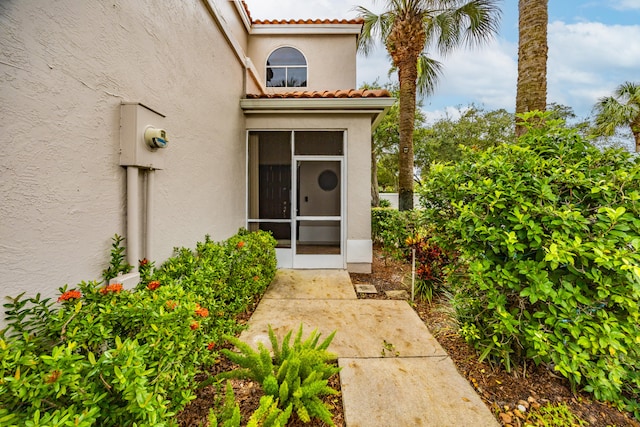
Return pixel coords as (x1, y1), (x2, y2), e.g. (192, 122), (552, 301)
(120, 102), (167, 169)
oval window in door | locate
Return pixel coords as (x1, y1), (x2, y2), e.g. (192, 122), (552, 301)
(318, 169), (338, 191)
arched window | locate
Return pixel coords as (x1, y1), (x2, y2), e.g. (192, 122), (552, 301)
(266, 47), (307, 88)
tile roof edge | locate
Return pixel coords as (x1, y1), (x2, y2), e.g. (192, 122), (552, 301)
(252, 18), (364, 25)
(245, 89), (393, 99)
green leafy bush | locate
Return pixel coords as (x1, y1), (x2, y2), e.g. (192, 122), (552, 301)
(217, 325), (340, 426)
(420, 112), (640, 418)
(102, 234), (133, 282)
(1, 229), (277, 426)
(371, 208), (421, 259)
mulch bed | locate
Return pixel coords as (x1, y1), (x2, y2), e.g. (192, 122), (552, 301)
(351, 246), (640, 427)
(178, 245), (639, 426)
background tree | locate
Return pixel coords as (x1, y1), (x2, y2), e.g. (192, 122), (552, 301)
(515, 0), (548, 136)
(364, 82), (428, 204)
(414, 105), (514, 180)
(593, 81), (640, 152)
(357, 0), (501, 211)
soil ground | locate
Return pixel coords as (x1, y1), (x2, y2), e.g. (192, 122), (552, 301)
(350, 246), (640, 427)
(178, 245), (639, 426)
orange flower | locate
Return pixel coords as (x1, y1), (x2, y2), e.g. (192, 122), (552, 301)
(100, 283), (123, 295)
(45, 370), (61, 384)
(190, 321), (199, 330)
(236, 241), (245, 249)
(253, 276), (259, 281)
(166, 300), (178, 310)
(58, 290), (81, 302)
(147, 280), (160, 290)
(195, 304), (209, 318)
(207, 342), (216, 351)
(139, 258), (149, 266)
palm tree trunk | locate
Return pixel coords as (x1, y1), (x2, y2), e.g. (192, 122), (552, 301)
(398, 58), (418, 211)
(515, 0), (548, 136)
(371, 136), (380, 207)
(632, 116), (640, 152)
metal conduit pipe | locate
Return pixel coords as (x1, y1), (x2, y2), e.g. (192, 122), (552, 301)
(145, 169), (155, 263)
(126, 166), (140, 270)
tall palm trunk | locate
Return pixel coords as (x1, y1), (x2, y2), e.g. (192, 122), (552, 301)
(397, 58), (418, 210)
(371, 136), (380, 207)
(632, 117), (640, 152)
(515, 0), (548, 136)
(387, 15), (425, 211)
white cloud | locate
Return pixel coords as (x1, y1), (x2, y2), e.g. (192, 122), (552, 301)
(611, 0), (640, 10)
(422, 106), (469, 125)
(548, 21), (640, 116)
(427, 38), (518, 111)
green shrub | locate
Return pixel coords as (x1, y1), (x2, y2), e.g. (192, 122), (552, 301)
(420, 112), (640, 418)
(371, 207), (421, 259)
(102, 234), (133, 282)
(0, 229), (278, 426)
(378, 198), (392, 208)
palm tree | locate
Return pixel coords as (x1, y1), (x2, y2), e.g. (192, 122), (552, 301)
(593, 81), (640, 152)
(515, 0), (548, 136)
(357, 0), (501, 211)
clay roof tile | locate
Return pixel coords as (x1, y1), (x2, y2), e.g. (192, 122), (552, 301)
(245, 89), (392, 99)
(251, 18), (364, 25)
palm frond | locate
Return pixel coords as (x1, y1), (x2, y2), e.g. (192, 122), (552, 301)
(616, 81), (640, 106)
(356, 6), (394, 56)
(456, 0), (501, 47)
(594, 96), (628, 136)
(425, 0), (501, 56)
(593, 82), (640, 137)
(416, 53), (444, 97)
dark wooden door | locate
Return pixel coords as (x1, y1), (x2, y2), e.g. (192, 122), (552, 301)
(259, 165), (291, 240)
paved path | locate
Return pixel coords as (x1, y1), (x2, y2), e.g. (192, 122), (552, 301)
(239, 269), (499, 427)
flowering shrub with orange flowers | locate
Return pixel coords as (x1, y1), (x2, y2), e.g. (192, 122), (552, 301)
(1, 228), (277, 426)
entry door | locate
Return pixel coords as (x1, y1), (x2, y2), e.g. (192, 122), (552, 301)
(247, 130), (345, 269)
(293, 158), (343, 269)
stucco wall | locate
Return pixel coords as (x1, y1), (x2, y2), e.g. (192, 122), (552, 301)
(0, 0), (247, 318)
(248, 34), (358, 92)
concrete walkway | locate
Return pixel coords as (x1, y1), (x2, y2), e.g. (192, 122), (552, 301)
(239, 269), (499, 427)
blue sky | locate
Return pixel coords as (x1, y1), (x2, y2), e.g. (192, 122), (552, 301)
(244, 1), (640, 121)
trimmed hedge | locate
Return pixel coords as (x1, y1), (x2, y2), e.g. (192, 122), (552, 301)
(0, 229), (277, 427)
(420, 112), (640, 418)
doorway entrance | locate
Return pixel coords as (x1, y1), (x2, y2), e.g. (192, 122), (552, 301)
(247, 130), (344, 268)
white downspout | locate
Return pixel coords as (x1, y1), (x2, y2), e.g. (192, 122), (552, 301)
(127, 166), (140, 270)
(145, 169), (155, 263)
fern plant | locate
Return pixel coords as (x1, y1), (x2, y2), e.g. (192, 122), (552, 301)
(247, 395), (292, 427)
(208, 381), (242, 427)
(220, 324), (340, 426)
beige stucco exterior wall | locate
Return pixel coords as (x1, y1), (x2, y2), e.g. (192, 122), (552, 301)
(248, 34), (358, 92)
(244, 113), (373, 270)
(215, 0), (250, 52)
(0, 0), (247, 316)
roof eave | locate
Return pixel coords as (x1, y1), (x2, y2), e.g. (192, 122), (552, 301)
(240, 97), (396, 129)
